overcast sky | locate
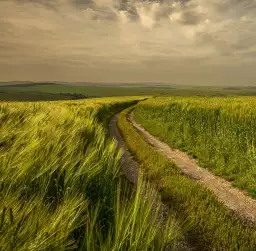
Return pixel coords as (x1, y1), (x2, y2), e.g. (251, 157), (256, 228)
(0, 0), (255, 85)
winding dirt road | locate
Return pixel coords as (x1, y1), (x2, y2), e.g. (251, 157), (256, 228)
(129, 111), (256, 224)
(109, 113), (196, 251)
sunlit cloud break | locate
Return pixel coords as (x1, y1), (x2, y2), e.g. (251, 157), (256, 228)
(0, 0), (255, 85)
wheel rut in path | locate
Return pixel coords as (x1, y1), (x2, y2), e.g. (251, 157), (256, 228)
(129, 111), (256, 224)
(109, 113), (196, 251)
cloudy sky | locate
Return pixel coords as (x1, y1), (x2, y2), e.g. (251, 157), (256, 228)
(0, 0), (255, 85)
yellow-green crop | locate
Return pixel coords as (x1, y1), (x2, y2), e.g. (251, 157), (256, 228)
(0, 97), (181, 251)
(118, 102), (256, 250)
(134, 96), (256, 198)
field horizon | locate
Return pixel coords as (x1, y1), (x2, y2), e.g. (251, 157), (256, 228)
(2, 82), (256, 102)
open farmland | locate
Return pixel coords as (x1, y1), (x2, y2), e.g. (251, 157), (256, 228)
(134, 97), (256, 198)
(1, 0), (256, 248)
(3, 82), (256, 102)
(116, 98), (256, 250)
(1, 95), (256, 250)
(0, 97), (182, 251)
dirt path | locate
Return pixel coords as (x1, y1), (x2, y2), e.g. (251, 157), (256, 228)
(109, 113), (138, 184)
(109, 113), (196, 251)
(130, 111), (256, 224)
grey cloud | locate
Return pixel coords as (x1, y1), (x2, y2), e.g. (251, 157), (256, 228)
(72, 0), (94, 5)
(0, 0), (255, 85)
(179, 9), (205, 25)
(12, 0), (59, 9)
(214, 0), (256, 15)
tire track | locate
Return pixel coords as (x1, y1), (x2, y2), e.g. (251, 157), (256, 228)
(130, 111), (256, 224)
(109, 113), (197, 251)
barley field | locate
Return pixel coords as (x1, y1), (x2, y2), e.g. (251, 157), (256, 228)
(2, 95), (256, 251)
(0, 97), (179, 251)
(134, 97), (256, 198)
(119, 105), (256, 250)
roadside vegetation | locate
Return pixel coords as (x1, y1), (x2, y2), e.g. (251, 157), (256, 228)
(118, 105), (256, 250)
(134, 97), (256, 198)
(0, 97), (180, 251)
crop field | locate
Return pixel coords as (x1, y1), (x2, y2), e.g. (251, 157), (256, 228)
(3, 82), (256, 101)
(118, 104), (256, 250)
(134, 97), (256, 198)
(0, 97), (181, 251)
(1, 94), (256, 251)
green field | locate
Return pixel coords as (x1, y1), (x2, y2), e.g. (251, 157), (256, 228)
(0, 97), (181, 251)
(118, 105), (256, 250)
(134, 97), (256, 198)
(2, 82), (256, 101)
(1, 91), (256, 250)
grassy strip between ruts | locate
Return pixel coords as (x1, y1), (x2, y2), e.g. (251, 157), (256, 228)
(117, 106), (256, 251)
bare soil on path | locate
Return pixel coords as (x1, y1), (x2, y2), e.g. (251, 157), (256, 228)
(130, 111), (256, 224)
(109, 113), (196, 251)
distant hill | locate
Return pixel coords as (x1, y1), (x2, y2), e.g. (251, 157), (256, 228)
(0, 82), (60, 87)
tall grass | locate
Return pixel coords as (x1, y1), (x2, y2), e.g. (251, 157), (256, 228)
(118, 105), (256, 250)
(0, 97), (179, 251)
(134, 97), (256, 198)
